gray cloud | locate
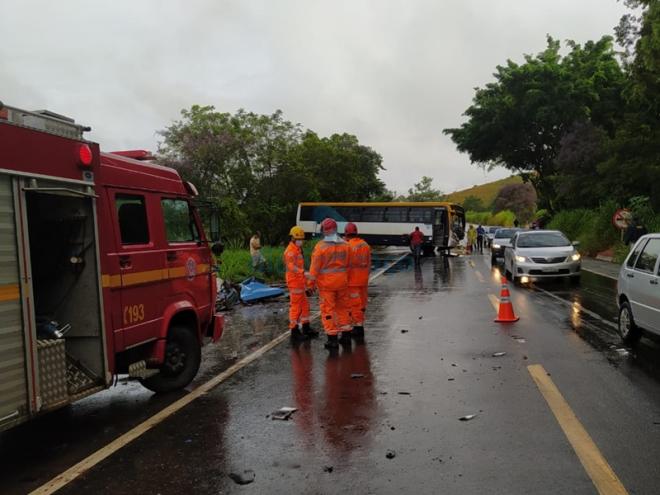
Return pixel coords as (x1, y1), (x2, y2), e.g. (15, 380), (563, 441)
(0, 0), (627, 194)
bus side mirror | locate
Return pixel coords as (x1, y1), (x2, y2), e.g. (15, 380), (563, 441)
(209, 212), (221, 242)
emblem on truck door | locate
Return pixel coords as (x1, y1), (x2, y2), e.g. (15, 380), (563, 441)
(186, 257), (196, 281)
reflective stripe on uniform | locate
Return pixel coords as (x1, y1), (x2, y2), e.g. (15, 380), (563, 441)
(319, 267), (347, 274)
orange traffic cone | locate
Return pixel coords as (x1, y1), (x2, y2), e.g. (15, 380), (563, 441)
(495, 276), (519, 322)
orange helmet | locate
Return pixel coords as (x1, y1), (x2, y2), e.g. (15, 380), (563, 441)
(344, 222), (358, 235)
(320, 218), (337, 234)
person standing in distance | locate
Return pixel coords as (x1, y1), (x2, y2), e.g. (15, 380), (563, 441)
(309, 218), (351, 350)
(409, 226), (425, 264)
(344, 222), (371, 341)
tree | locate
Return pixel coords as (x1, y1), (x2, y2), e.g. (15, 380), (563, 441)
(492, 183), (537, 224)
(462, 195), (486, 211)
(443, 36), (625, 211)
(158, 105), (387, 243)
(403, 176), (444, 202)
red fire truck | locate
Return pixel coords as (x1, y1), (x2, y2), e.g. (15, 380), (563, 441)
(0, 102), (224, 432)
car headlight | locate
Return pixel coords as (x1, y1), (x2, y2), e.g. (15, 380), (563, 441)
(571, 253), (581, 261)
(492, 243), (501, 249)
(515, 255), (527, 263)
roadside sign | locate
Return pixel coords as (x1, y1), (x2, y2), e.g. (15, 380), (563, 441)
(612, 208), (632, 230)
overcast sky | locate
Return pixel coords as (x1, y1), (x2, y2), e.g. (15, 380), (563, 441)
(1, 0), (628, 194)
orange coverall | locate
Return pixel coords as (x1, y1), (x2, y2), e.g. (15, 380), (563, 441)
(347, 237), (371, 326)
(309, 240), (351, 336)
(284, 241), (310, 328)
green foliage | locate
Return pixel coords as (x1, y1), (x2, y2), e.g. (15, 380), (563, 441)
(547, 201), (620, 256)
(466, 209), (515, 226)
(492, 183), (537, 223)
(462, 195), (485, 212)
(444, 175), (522, 207)
(400, 176), (444, 202)
(158, 106), (387, 244)
(444, 36), (625, 211)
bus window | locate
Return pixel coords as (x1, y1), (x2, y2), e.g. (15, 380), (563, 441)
(361, 207), (384, 222)
(300, 206), (315, 221)
(385, 207), (408, 222)
(409, 207), (432, 224)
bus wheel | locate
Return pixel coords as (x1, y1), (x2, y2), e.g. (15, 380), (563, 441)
(141, 325), (201, 393)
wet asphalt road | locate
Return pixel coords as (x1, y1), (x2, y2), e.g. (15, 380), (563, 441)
(3, 252), (660, 494)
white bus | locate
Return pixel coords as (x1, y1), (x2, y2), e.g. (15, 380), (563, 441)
(296, 202), (465, 255)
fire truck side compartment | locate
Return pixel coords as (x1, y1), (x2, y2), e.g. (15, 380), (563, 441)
(0, 175), (29, 429)
(25, 188), (105, 390)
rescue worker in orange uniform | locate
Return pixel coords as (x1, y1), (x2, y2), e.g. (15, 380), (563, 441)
(309, 218), (352, 350)
(284, 226), (318, 341)
(344, 222), (371, 340)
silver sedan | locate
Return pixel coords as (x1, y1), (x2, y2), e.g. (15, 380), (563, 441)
(503, 230), (581, 284)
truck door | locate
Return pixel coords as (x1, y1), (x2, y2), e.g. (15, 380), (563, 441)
(160, 198), (212, 326)
(0, 175), (29, 430)
(109, 191), (166, 349)
(433, 208), (448, 248)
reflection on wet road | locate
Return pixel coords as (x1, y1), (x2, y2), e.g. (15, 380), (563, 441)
(4, 251), (660, 494)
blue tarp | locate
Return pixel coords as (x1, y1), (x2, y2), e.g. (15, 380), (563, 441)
(239, 277), (285, 303)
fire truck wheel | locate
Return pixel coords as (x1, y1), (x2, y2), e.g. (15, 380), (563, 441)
(141, 325), (201, 393)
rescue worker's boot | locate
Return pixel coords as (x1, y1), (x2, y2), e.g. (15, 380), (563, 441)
(339, 331), (352, 346)
(301, 322), (319, 339)
(352, 326), (364, 340)
(290, 326), (309, 342)
(324, 335), (339, 350)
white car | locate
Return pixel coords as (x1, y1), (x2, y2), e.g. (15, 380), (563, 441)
(491, 228), (522, 265)
(503, 230), (581, 284)
(617, 234), (660, 344)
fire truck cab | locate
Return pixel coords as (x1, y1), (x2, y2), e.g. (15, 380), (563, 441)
(0, 102), (223, 432)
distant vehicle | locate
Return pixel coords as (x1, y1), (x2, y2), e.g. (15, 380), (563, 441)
(490, 228), (522, 265)
(617, 234), (660, 344)
(503, 230), (581, 284)
(296, 202), (466, 256)
(486, 226), (499, 247)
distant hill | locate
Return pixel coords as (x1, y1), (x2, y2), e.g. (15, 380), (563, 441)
(444, 175), (523, 209)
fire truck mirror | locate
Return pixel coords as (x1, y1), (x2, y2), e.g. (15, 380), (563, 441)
(209, 212), (221, 242)
(211, 241), (224, 256)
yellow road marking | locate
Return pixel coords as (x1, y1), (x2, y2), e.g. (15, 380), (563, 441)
(527, 365), (628, 495)
(0, 284), (20, 302)
(30, 253), (406, 495)
(488, 293), (499, 311)
(474, 270), (485, 283)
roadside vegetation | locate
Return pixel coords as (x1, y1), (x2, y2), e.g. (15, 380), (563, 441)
(444, 1), (659, 260)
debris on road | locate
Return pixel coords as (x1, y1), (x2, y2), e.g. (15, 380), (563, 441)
(515, 338), (526, 343)
(386, 450), (397, 459)
(418, 316), (423, 320)
(401, 329), (409, 333)
(323, 466), (334, 473)
(271, 407), (297, 420)
(448, 378), (455, 381)
(398, 392), (411, 395)
(228, 470), (256, 485)
(240, 277), (285, 303)
(459, 414), (477, 421)
(351, 373), (365, 379)
(492, 352), (507, 357)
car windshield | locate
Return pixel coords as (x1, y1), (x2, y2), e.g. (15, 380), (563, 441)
(494, 229), (517, 239)
(517, 232), (570, 248)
